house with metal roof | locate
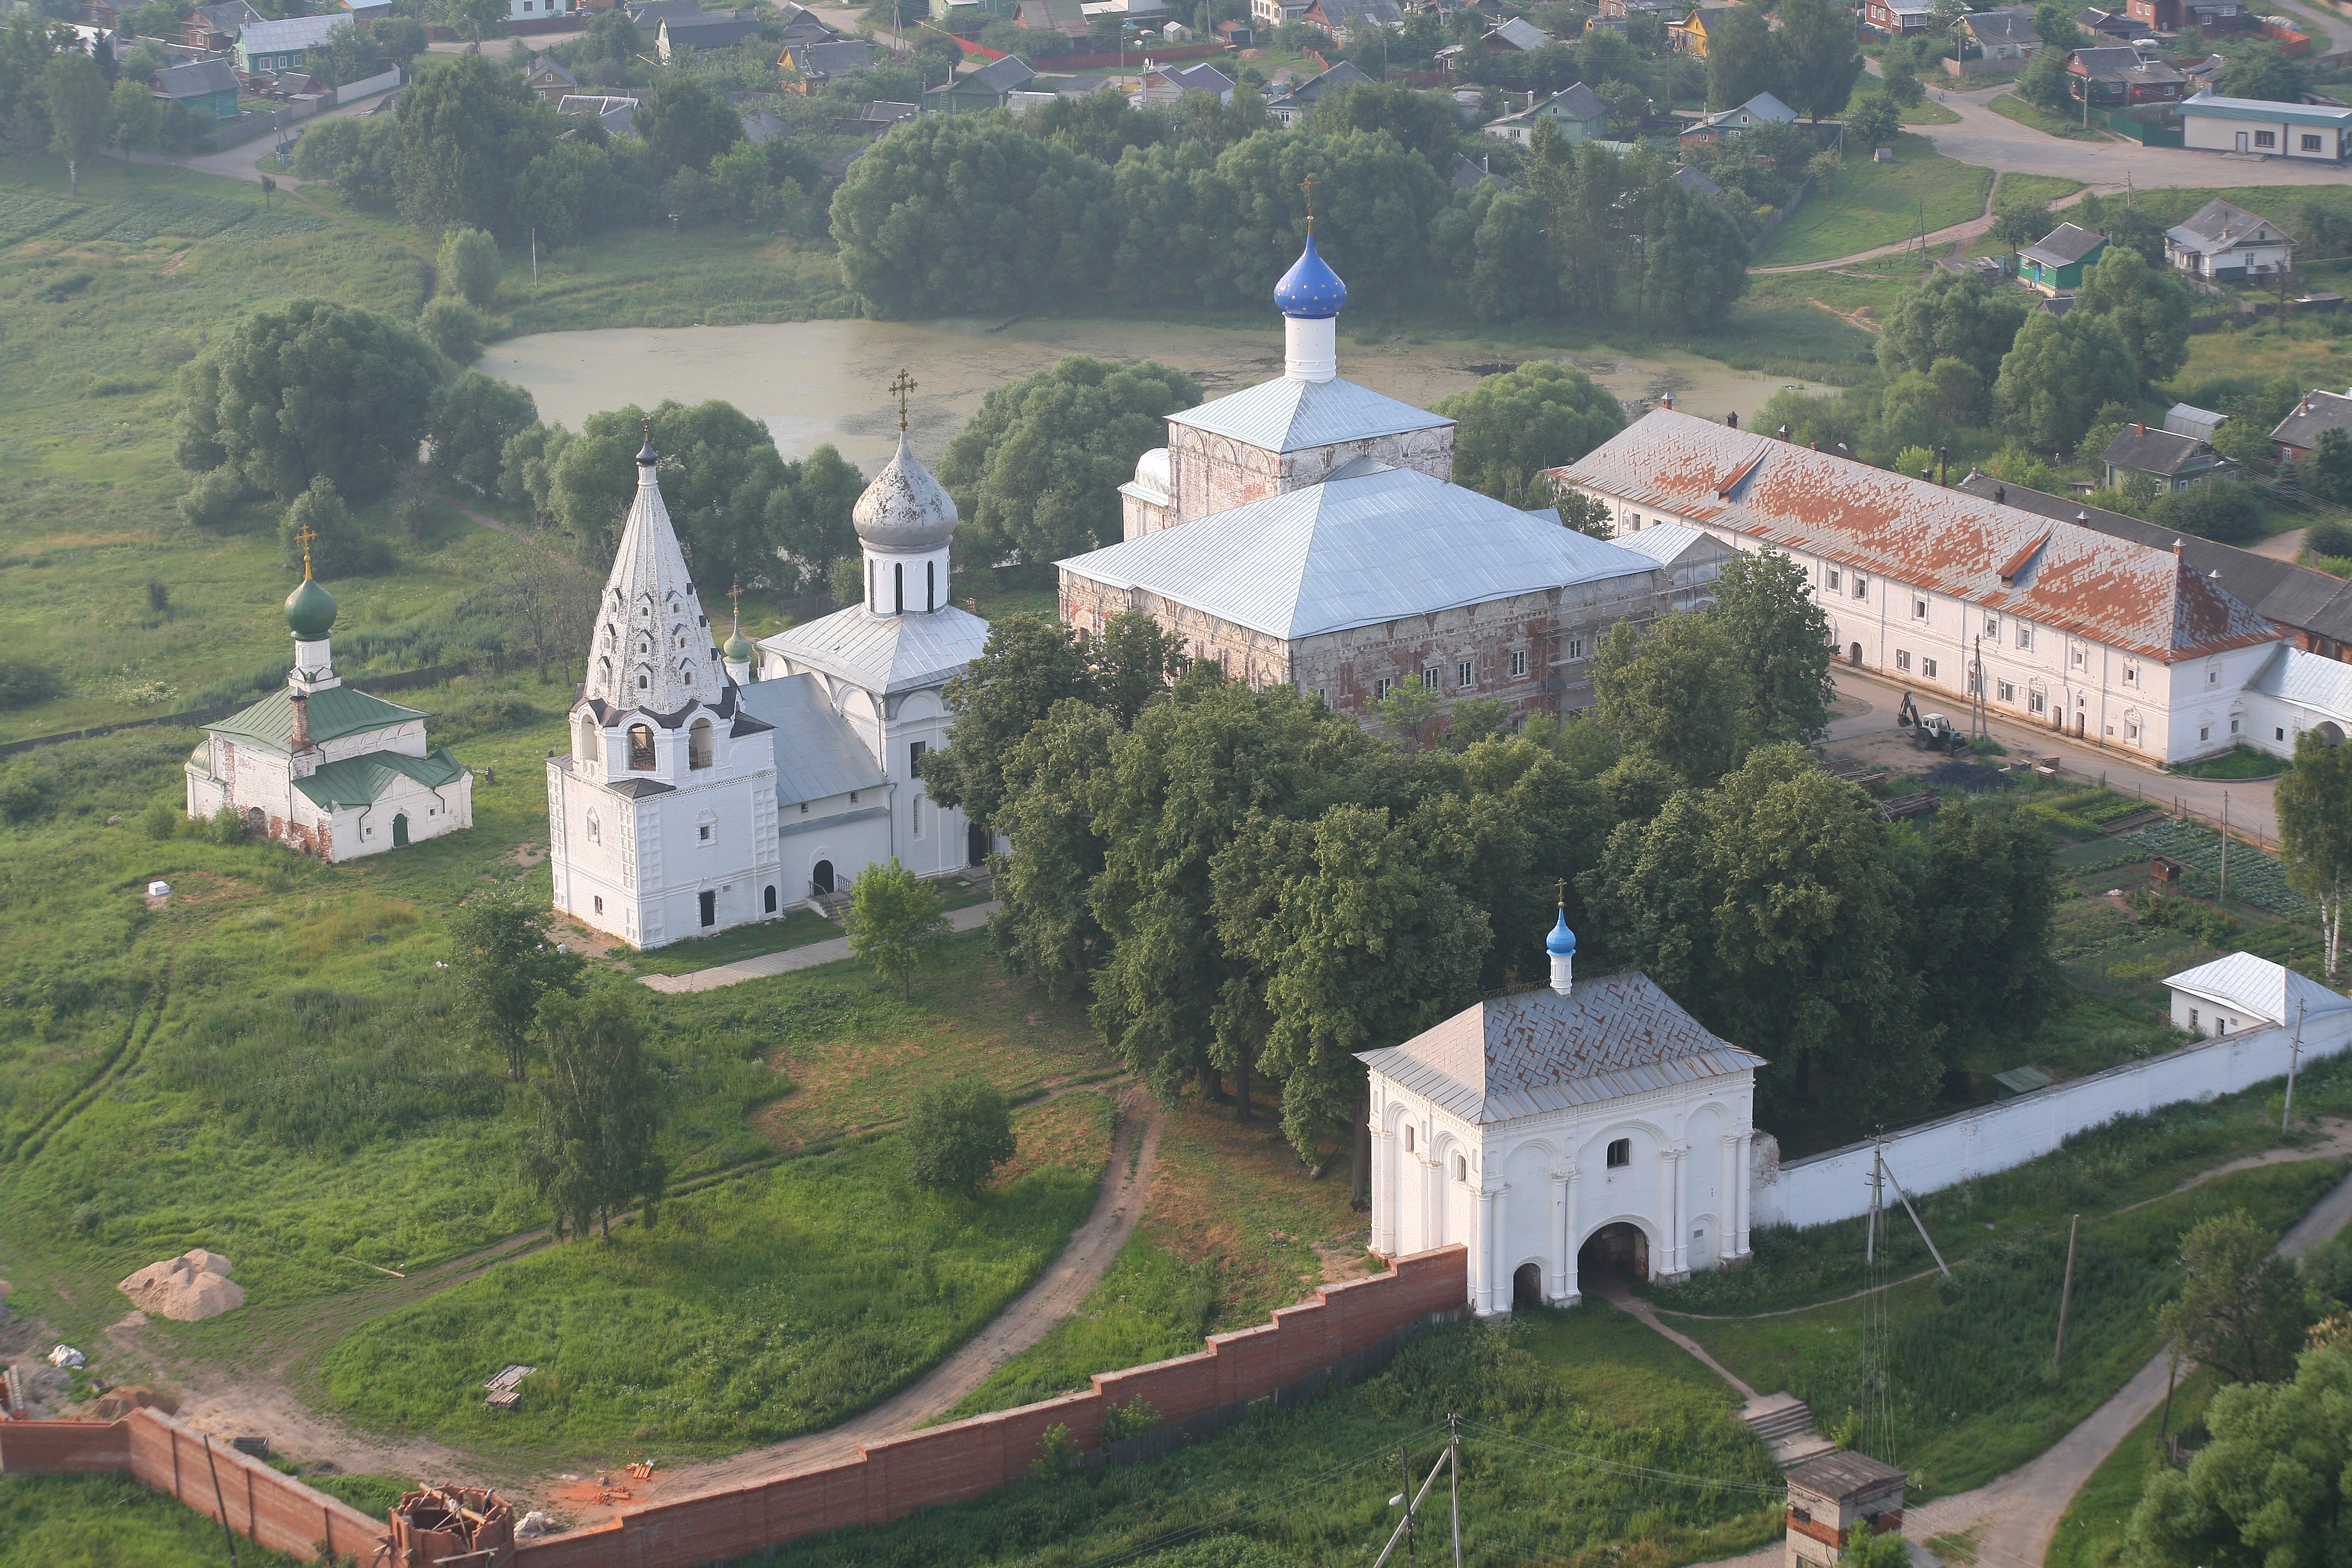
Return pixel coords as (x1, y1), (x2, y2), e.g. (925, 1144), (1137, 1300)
(1484, 79), (1608, 144)
(1956, 6), (2042, 58)
(1481, 15), (1550, 48)
(1864, 0), (1935, 34)
(521, 53), (577, 102)
(1556, 411), (2292, 763)
(2270, 388), (2352, 464)
(2018, 221), (2108, 293)
(149, 59), (241, 119)
(235, 13), (340, 73)
(2165, 952), (2352, 1039)
(1303, 0), (1403, 37)
(1610, 519), (1736, 611)
(2166, 198), (2295, 280)
(1677, 89), (1797, 145)
(186, 561), (471, 862)
(660, 10), (760, 59)
(926, 52), (1037, 111)
(2181, 88), (2352, 159)
(1361, 914), (1766, 1312)
(2068, 45), (2188, 106)
(1265, 59), (1375, 125)
(1133, 60), (1235, 107)
(1667, 1), (1738, 53)
(2099, 421), (2231, 491)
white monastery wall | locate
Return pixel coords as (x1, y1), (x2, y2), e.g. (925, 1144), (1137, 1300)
(1753, 1007), (2352, 1230)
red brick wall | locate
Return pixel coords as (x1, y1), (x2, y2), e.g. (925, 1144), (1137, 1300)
(514, 1244), (1468, 1568)
(0, 1419), (131, 1473)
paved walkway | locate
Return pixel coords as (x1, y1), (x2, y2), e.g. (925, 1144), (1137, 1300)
(572, 1082), (1166, 1523)
(639, 901), (1000, 992)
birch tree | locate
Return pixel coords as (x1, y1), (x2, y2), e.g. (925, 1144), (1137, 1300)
(2277, 730), (2352, 979)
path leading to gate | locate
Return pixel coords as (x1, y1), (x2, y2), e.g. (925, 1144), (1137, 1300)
(639, 901), (1001, 993)
(574, 1083), (1166, 1523)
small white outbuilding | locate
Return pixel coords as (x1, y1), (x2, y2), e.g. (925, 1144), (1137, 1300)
(2165, 951), (2352, 1040)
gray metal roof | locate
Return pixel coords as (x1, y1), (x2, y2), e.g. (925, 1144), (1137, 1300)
(153, 59), (240, 97)
(1787, 1451), (1908, 1502)
(2021, 222), (2105, 268)
(2270, 389), (2352, 453)
(1609, 520), (1713, 567)
(1170, 373), (1451, 453)
(2182, 88), (2352, 127)
(1959, 7), (2040, 45)
(2167, 197), (2291, 255)
(736, 673), (887, 803)
(2099, 425), (2211, 477)
(757, 603), (993, 696)
(2250, 642), (2352, 719)
(1059, 463), (1661, 641)
(965, 53), (1038, 92)
(2165, 949), (2352, 1026)
(1356, 972), (1766, 1125)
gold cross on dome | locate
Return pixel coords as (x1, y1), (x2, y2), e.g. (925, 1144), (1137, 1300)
(295, 521), (318, 580)
(888, 368), (918, 432)
(729, 580), (743, 622)
(1556, 876), (1567, 908)
(1299, 175), (1318, 232)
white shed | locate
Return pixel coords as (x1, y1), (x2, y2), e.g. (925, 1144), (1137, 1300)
(2165, 951), (2352, 1039)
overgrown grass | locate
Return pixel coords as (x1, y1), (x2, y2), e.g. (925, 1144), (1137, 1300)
(1994, 172), (2087, 208)
(321, 1093), (1113, 1461)
(1675, 1160), (2342, 1499)
(2167, 743), (2290, 780)
(1988, 92), (2114, 140)
(0, 1472), (307, 1568)
(760, 1305), (1782, 1568)
(1754, 134), (1993, 268)
(2044, 1369), (2211, 1568)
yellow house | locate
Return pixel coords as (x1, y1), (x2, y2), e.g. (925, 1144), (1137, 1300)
(1668, 2), (1734, 55)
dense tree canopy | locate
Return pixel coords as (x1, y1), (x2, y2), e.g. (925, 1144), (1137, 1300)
(2074, 244), (2194, 390)
(1994, 311), (2140, 454)
(521, 982), (667, 1240)
(2220, 40), (2306, 102)
(429, 372), (539, 499)
(2129, 1341), (2352, 1568)
(636, 75), (743, 178)
(1433, 361), (1625, 501)
(174, 298), (449, 505)
(2278, 727), (2352, 980)
(935, 356), (1202, 568)
(391, 52), (561, 236)
(1878, 271), (2032, 384)
(1774, 0), (1864, 120)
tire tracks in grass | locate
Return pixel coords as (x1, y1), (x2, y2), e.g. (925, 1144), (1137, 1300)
(3, 957), (171, 1168)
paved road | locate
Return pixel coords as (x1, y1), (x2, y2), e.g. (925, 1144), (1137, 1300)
(1913, 76), (2352, 190)
(1826, 666), (2280, 844)
(114, 88), (395, 186)
(639, 900), (999, 992)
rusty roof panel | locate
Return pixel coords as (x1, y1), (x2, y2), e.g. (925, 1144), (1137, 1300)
(1555, 412), (2283, 664)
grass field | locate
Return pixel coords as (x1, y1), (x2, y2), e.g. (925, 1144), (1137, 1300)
(1675, 1159), (2343, 1499)
(1755, 133), (1994, 268)
(0, 1472), (307, 1568)
(1993, 172), (2087, 209)
(772, 1304), (1783, 1568)
(1989, 92), (2114, 140)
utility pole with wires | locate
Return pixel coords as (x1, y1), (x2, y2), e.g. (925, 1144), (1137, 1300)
(1375, 1425), (1462, 1568)
(2285, 995), (2307, 1131)
(2054, 1213), (2081, 1375)
(2222, 792), (2231, 908)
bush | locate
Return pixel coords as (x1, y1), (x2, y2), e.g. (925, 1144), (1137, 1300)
(904, 1077), (1016, 1198)
(204, 803), (249, 844)
(435, 691), (541, 742)
(137, 800), (180, 839)
(0, 656), (66, 711)
(2307, 519), (2352, 559)
(418, 297), (485, 365)
(2145, 481), (2263, 546)
(437, 227), (500, 309)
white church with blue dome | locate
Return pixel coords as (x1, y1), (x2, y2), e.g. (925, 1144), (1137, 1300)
(1356, 911), (1767, 1314)
(1057, 223), (1676, 726)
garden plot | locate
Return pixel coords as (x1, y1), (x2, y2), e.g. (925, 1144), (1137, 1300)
(2120, 818), (2313, 917)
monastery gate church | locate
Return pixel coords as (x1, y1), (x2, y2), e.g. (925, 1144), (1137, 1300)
(546, 408), (993, 950)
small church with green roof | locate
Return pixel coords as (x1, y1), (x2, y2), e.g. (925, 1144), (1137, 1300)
(184, 557), (473, 860)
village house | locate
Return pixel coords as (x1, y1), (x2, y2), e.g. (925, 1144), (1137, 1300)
(1610, 520), (1737, 612)
(1266, 59), (1374, 125)
(2180, 89), (2352, 159)
(1554, 411), (2316, 765)
(2166, 198), (2295, 279)
(1955, 7), (2042, 61)
(1667, 1), (1736, 52)
(926, 53), (1038, 111)
(1864, 0), (1935, 36)
(520, 53), (576, 101)
(1678, 88), (1796, 145)
(150, 59), (241, 120)
(2068, 44), (2189, 106)
(660, 10), (759, 59)
(1360, 913), (1765, 1312)
(1483, 80), (1608, 144)
(1018, 0), (1094, 38)
(1784, 1453), (1909, 1568)
(2099, 422), (2232, 491)
(180, 0), (260, 49)
(2018, 221), (2107, 293)
(1303, 0), (1403, 37)
(235, 13), (339, 73)
(1133, 60), (1235, 107)
(1214, 17), (1256, 44)
(501, 0), (572, 20)
(2270, 389), (2352, 464)
(783, 36), (875, 87)
(559, 94), (641, 134)
(2167, 952), (2352, 1040)
(2076, 5), (2142, 37)
(1481, 15), (1550, 49)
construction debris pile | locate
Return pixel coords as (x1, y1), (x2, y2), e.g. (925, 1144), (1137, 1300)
(118, 1250), (245, 1321)
(391, 1482), (515, 1568)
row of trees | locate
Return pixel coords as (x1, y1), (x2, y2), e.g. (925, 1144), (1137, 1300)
(833, 107), (1751, 329)
(920, 555), (2057, 1177)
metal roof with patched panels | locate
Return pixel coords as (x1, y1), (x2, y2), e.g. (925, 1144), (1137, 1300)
(205, 684), (425, 751)
(1357, 971), (1766, 1126)
(1556, 410), (2283, 664)
(292, 747), (468, 810)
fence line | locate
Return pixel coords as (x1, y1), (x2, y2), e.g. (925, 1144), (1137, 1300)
(0, 663), (480, 760)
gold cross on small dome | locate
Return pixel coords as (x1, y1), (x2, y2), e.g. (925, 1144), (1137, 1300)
(295, 522), (318, 580)
(1299, 175), (1318, 232)
(888, 368), (918, 432)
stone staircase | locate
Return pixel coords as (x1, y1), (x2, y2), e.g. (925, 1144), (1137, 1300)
(1739, 1392), (1837, 1469)
(808, 890), (853, 923)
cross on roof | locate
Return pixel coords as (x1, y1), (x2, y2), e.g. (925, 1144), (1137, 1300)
(295, 521), (318, 580)
(889, 367), (917, 432)
(1299, 174), (1318, 231)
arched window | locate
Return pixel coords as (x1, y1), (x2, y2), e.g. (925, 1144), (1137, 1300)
(585, 809), (601, 844)
(639, 636), (650, 655)
(579, 721), (600, 765)
(627, 724), (656, 770)
(764, 885), (778, 913)
(1453, 1154), (1467, 1183)
(927, 559), (936, 612)
(688, 718), (713, 770)
(247, 806), (267, 836)
(894, 561), (905, 615)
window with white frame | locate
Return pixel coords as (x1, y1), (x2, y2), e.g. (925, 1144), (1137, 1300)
(2018, 625), (2034, 650)
(1997, 680), (2015, 703)
(2200, 724), (2211, 742)
(1826, 569), (1842, 592)
(1896, 649), (1912, 671)
(2125, 716), (2141, 742)
(2207, 666), (2220, 687)
(1986, 613), (2000, 640)
(1606, 1138), (1631, 1168)
(2071, 648), (2085, 668)
(2029, 688), (2047, 715)
(1510, 650), (1528, 678)
(1913, 597), (1928, 619)
(1376, 677), (1394, 699)
(1457, 660), (1473, 689)
(2124, 663), (2138, 685)
(1923, 657), (1938, 680)
(1565, 637), (1586, 659)
(1853, 576), (1869, 601)
(1421, 666), (1440, 691)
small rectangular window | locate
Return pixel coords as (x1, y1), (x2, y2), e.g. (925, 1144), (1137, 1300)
(1895, 649), (1912, 671)
(2255, 130), (2277, 148)
(2231, 717), (2241, 734)
(2189, 1008), (2200, 1031)
(2207, 667), (2220, 686)
(2072, 648), (2085, 668)
(2018, 625), (2034, 650)
(698, 824), (711, 842)
(594, 895), (604, 914)
(1986, 614), (2000, 640)
(1312, 687), (1327, 705)
(800, 801), (809, 814)
(1606, 1138), (1631, 1168)
(1913, 598), (1928, 620)
(2029, 689), (2047, 715)
(909, 739), (927, 773)
(1923, 658), (1938, 680)
(1853, 577), (1869, 601)
(1565, 637), (1586, 660)
(1421, 667), (1440, 691)
(1376, 676), (1394, 699)
(1998, 680), (2015, 703)
(1457, 661), (1473, 689)
(1826, 569), (1842, 592)
(1510, 650), (1528, 678)
(2126, 719), (2140, 741)
(2304, 134), (2323, 152)
(2200, 725), (2211, 742)
(2124, 664), (2137, 685)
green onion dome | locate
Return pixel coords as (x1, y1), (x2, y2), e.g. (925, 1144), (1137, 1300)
(284, 575), (337, 640)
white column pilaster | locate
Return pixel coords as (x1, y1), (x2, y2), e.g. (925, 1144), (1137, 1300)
(1474, 1185), (1497, 1314)
(1548, 1168), (1568, 1300)
(1669, 1145), (1690, 1277)
(1373, 1129), (1396, 1256)
(1557, 1165), (1581, 1303)
(1733, 1131), (1753, 1258)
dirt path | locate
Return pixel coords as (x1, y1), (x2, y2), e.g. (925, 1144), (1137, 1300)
(427, 486), (575, 566)
(640, 902), (1000, 994)
(594, 1086), (1166, 1522)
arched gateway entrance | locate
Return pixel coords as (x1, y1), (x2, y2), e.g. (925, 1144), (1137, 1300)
(1578, 1222), (1650, 1285)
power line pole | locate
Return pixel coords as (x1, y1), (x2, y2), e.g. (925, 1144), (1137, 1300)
(2285, 995), (2307, 1131)
(2054, 1213), (2080, 1375)
(2221, 791), (2231, 908)
(1448, 1415), (1462, 1568)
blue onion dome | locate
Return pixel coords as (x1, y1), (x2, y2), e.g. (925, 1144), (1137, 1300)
(1273, 231), (1347, 319)
(284, 575), (337, 640)
(1546, 908), (1577, 956)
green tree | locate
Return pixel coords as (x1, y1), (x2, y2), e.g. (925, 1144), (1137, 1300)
(2033, 0), (2085, 49)
(1874, 357), (1988, 450)
(2220, 40), (2305, 102)
(1465, 184), (1562, 323)
(832, 115), (1116, 318)
(429, 370), (538, 498)
(636, 74), (743, 176)
(921, 612), (1098, 828)
(1712, 549), (1836, 745)
(1914, 801), (2055, 1064)
(417, 296), (485, 364)
(1838, 1525), (1914, 1568)
(392, 52), (559, 236)
(442, 0), (507, 45)
(540, 400), (795, 587)
(436, 225), (500, 308)
(1591, 612), (1748, 787)
(1433, 361), (1625, 501)
(1312, 79), (1465, 165)
(374, 15), (428, 64)
(2126, 1342), (2352, 1568)
(845, 858), (951, 997)
(2017, 42), (2074, 110)
(1877, 268), (2029, 384)
(175, 298), (448, 503)
(1846, 92), (1899, 150)
(2312, 428), (2352, 506)
(520, 981), (667, 1240)
(765, 442), (865, 593)
(1210, 125), (1451, 312)
(2075, 244), (2193, 389)
(108, 73), (155, 159)
(1368, 675), (1446, 752)
(1639, 176), (1751, 328)
(1705, 1), (1781, 109)
(1776, 0), (1863, 119)
(2145, 481), (2263, 546)
(1989, 198), (2054, 276)
(279, 475), (390, 580)
(43, 51), (106, 193)
(904, 1076), (1017, 1198)
(2155, 1209), (2313, 1385)
(448, 890), (585, 1083)
(935, 355), (1202, 568)
(989, 698), (1119, 1000)
(514, 137), (618, 251)
(2277, 727), (2352, 979)
(1994, 310), (2140, 454)
(1092, 608), (1187, 725)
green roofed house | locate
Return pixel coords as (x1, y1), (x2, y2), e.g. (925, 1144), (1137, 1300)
(185, 557), (473, 860)
(2018, 221), (2108, 296)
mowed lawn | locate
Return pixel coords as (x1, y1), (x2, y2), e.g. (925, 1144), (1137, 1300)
(323, 1092), (1114, 1461)
(1756, 134), (1994, 268)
